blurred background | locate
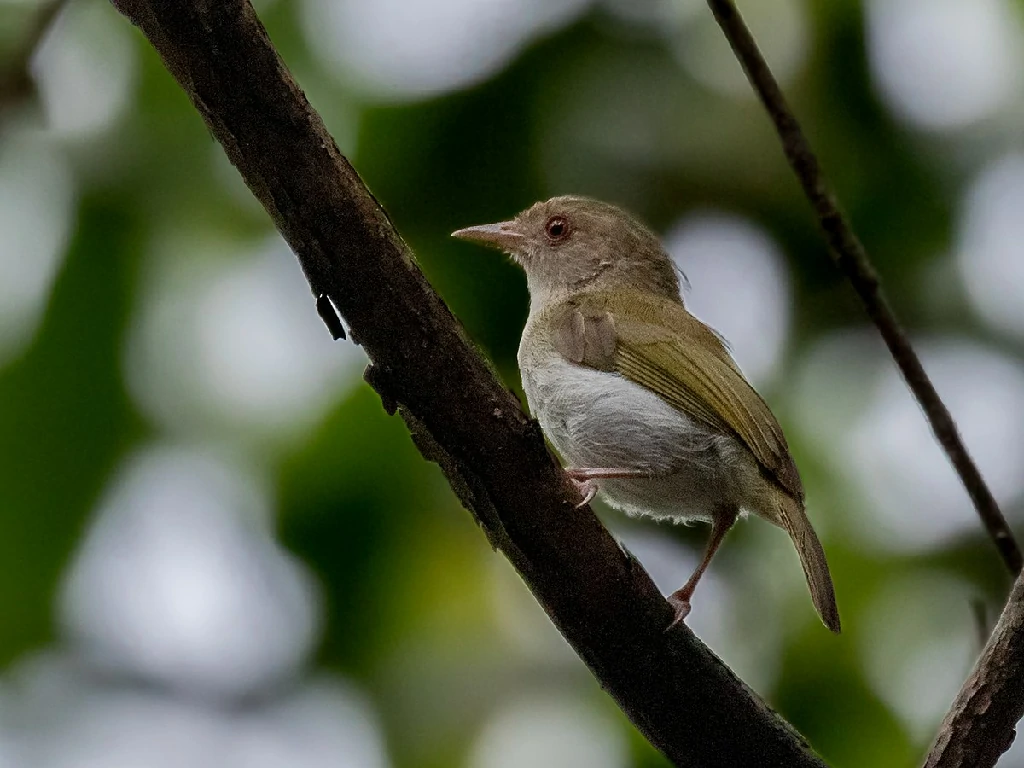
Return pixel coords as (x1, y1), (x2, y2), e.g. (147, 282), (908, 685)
(0, 0), (1022, 765)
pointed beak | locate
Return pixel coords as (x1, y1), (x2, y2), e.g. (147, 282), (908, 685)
(451, 221), (525, 252)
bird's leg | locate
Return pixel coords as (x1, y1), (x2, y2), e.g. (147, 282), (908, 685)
(566, 467), (655, 481)
(667, 506), (739, 629)
(565, 467), (654, 508)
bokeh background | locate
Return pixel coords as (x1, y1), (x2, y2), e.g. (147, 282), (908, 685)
(0, 0), (1023, 765)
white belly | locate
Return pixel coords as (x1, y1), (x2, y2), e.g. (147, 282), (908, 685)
(519, 343), (758, 523)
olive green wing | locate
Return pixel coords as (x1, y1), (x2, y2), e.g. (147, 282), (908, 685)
(549, 290), (803, 499)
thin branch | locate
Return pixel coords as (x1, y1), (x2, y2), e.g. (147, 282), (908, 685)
(706, 2), (1024, 761)
(0, 0), (69, 111)
(705, 0), (1022, 576)
(923, 573), (1024, 767)
(110, 1), (829, 766)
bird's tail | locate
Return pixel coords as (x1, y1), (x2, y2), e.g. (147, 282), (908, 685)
(776, 491), (841, 633)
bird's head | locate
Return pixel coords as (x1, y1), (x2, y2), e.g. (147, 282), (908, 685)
(452, 196), (680, 304)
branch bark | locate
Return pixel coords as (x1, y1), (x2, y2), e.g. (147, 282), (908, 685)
(705, 0), (1023, 576)
(923, 572), (1024, 767)
(110, 1), (828, 766)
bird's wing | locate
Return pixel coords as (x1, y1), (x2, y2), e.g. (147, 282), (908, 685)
(549, 290), (803, 499)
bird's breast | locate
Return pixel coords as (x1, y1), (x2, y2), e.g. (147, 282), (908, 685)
(520, 348), (708, 470)
(517, 323), (758, 520)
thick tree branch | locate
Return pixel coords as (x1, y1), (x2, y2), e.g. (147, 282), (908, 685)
(706, 0), (1022, 576)
(923, 572), (1024, 767)
(111, 1), (828, 766)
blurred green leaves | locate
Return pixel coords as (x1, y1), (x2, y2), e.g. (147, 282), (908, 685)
(0, 195), (144, 662)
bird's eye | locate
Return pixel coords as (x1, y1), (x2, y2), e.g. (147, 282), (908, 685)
(545, 216), (570, 242)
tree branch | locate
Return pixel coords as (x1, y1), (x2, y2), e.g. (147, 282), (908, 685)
(923, 571), (1024, 767)
(704, 2), (1024, 762)
(705, 0), (1022, 576)
(110, 1), (828, 765)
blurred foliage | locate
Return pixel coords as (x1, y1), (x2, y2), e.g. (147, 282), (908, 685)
(1, 0), (1024, 767)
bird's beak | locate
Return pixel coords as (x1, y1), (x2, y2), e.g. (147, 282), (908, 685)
(451, 221), (525, 252)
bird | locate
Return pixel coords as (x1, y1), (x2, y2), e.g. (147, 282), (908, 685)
(452, 195), (840, 633)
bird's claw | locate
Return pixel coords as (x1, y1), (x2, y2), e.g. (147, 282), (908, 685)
(572, 477), (597, 508)
(665, 594), (692, 632)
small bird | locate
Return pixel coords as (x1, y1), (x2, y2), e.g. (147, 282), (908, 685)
(453, 196), (840, 632)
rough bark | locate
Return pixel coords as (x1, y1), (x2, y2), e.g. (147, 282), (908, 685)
(923, 574), (1024, 767)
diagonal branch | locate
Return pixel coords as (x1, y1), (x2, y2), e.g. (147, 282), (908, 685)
(923, 570), (1024, 767)
(110, 0), (829, 766)
(705, 0), (1022, 576)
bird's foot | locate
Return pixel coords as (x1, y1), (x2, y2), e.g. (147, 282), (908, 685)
(571, 477), (598, 508)
(565, 467), (654, 507)
(665, 591), (692, 631)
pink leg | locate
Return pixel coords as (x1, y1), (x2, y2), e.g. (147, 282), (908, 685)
(572, 478), (598, 507)
(566, 467), (653, 508)
(666, 507), (739, 629)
